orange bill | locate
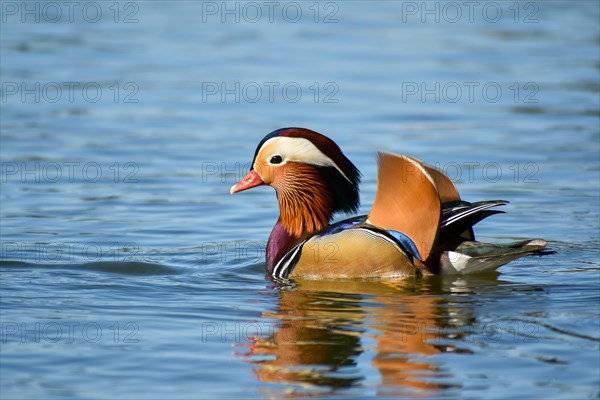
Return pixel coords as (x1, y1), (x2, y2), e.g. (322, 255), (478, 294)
(230, 169), (265, 194)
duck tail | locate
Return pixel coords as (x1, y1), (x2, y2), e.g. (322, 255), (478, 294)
(440, 239), (554, 275)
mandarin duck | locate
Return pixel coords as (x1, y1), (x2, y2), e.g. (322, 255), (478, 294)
(230, 128), (551, 279)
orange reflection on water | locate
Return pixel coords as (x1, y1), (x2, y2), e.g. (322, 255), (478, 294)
(244, 279), (451, 396)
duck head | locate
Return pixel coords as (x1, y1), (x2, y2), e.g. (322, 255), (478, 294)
(230, 128), (361, 240)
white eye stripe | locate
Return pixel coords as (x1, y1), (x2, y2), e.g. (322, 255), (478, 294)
(258, 137), (351, 182)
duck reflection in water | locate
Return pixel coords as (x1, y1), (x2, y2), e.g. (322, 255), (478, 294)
(240, 278), (476, 396)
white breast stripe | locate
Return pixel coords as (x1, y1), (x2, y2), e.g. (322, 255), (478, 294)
(272, 241), (305, 278)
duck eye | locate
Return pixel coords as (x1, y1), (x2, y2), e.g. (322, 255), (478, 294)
(269, 155), (283, 164)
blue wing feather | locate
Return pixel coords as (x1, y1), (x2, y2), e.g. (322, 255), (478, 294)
(319, 215), (366, 236)
(318, 215), (422, 261)
(386, 230), (422, 260)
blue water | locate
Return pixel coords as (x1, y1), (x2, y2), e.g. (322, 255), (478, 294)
(1, 1), (599, 398)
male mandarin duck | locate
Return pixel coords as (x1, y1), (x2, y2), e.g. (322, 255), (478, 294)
(230, 127), (551, 279)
